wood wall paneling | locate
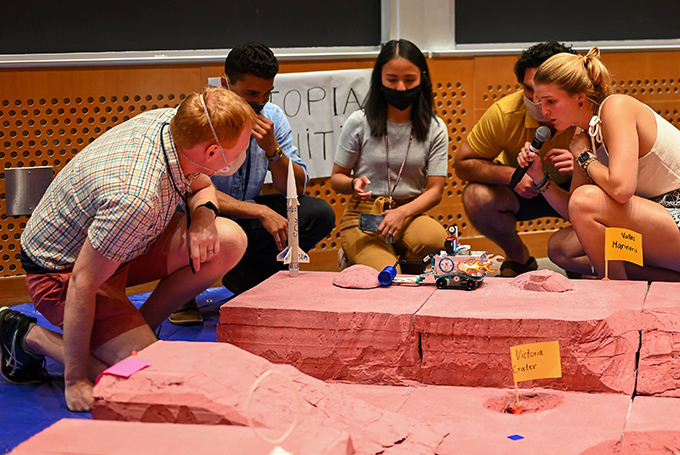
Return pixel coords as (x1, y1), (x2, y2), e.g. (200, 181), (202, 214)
(2, 50), (679, 283)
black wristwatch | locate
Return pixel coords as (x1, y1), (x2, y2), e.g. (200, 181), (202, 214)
(267, 145), (284, 162)
(196, 201), (220, 218)
(577, 149), (594, 166)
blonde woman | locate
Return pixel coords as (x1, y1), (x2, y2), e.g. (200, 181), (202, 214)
(517, 47), (680, 281)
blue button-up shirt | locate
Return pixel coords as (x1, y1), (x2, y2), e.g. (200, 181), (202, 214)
(211, 103), (308, 202)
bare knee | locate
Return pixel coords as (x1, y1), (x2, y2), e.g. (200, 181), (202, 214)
(462, 183), (516, 218)
(568, 185), (606, 225)
(462, 183), (493, 215)
(215, 217), (248, 265)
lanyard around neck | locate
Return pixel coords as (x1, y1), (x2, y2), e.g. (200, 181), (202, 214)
(160, 123), (188, 207)
(160, 122), (197, 274)
(384, 126), (414, 209)
(238, 150), (251, 201)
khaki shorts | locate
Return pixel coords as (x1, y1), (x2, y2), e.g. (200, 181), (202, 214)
(25, 212), (183, 350)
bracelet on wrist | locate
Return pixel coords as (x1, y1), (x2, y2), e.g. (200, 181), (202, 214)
(581, 157), (600, 179)
(537, 176), (552, 193)
(350, 177), (357, 192)
(195, 201), (219, 219)
(532, 171), (550, 191)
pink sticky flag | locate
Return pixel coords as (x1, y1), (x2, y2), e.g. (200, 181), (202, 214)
(95, 357), (150, 384)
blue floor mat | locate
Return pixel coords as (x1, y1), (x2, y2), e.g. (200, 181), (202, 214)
(0, 286), (233, 453)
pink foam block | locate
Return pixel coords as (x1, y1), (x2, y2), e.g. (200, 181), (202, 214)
(369, 384), (631, 455)
(415, 277), (647, 393)
(638, 282), (680, 397)
(217, 271), (436, 384)
(334, 382), (633, 454)
(92, 341), (447, 455)
(10, 418), (352, 455)
(580, 396), (680, 454)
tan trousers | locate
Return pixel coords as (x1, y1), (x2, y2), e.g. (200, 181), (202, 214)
(339, 195), (447, 273)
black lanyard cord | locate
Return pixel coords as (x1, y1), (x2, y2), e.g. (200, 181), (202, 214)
(160, 122), (196, 274)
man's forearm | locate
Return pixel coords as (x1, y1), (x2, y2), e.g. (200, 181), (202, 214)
(216, 191), (267, 220)
(187, 179), (219, 213)
(456, 158), (515, 186)
(398, 187), (443, 218)
(269, 156), (306, 195)
(63, 283), (96, 385)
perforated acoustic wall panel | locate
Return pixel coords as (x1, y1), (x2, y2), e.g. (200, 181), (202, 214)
(0, 65), (202, 277)
(2, 51), (680, 277)
(426, 58), (475, 239)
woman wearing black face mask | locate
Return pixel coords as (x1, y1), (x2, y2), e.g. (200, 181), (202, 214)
(331, 39), (449, 274)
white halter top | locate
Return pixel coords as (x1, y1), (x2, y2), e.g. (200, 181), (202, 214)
(588, 95), (680, 198)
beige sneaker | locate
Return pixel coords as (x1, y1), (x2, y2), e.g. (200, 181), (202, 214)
(168, 299), (203, 326)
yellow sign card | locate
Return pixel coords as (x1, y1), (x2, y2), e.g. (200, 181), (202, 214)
(510, 341), (562, 383)
(604, 227), (643, 266)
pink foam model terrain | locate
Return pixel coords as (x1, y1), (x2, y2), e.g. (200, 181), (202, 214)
(89, 340), (680, 454)
(218, 272), (647, 393)
(92, 341), (447, 455)
(10, 418), (353, 455)
(333, 264), (381, 289)
(416, 277), (647, 393)
(638, 282), (680, 397)
(80, 271), (680, 453)
(337, 383), (634, 455)
(510, 269), (574, 292)
(217, 271), (436, 385)
(580, 396), (680, 454)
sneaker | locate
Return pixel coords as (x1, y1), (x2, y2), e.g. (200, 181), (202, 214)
(0, 307), (48, 384)
(168, 299), (203, 326)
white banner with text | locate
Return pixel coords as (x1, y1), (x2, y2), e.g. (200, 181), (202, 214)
(210, 68), (371, 179)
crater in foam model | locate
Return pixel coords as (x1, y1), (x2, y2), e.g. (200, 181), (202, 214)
(510, 269), (575, 293)
(483, 391), (563, 415)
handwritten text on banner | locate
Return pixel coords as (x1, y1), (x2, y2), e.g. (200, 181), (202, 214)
(209, 68), (371, 179)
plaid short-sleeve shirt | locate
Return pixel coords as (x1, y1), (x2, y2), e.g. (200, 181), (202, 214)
(21, 108), (187, 271)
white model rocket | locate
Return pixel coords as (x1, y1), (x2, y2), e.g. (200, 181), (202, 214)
(276, 158), (309, 276)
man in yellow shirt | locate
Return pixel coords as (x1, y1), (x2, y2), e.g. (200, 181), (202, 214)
(455, 41), (577, 276)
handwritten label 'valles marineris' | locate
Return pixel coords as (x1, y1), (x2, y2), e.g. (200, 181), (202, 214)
(510, 341), (562, 383)
(612, 230), (638, 253)
(604, 227), (643, 266)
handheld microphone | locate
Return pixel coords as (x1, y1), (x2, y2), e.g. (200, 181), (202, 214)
(509, 126), (552, 189)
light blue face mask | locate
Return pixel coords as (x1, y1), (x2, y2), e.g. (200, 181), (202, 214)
(523, 94), (551, 123)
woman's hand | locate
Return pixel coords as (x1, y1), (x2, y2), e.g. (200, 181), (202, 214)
(330, 164), (372, 199)
(516, 141), (545, 196)
(353, 176), (373, 201)
(378, 206), (408, 239)
(545, 148), (574, 175)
